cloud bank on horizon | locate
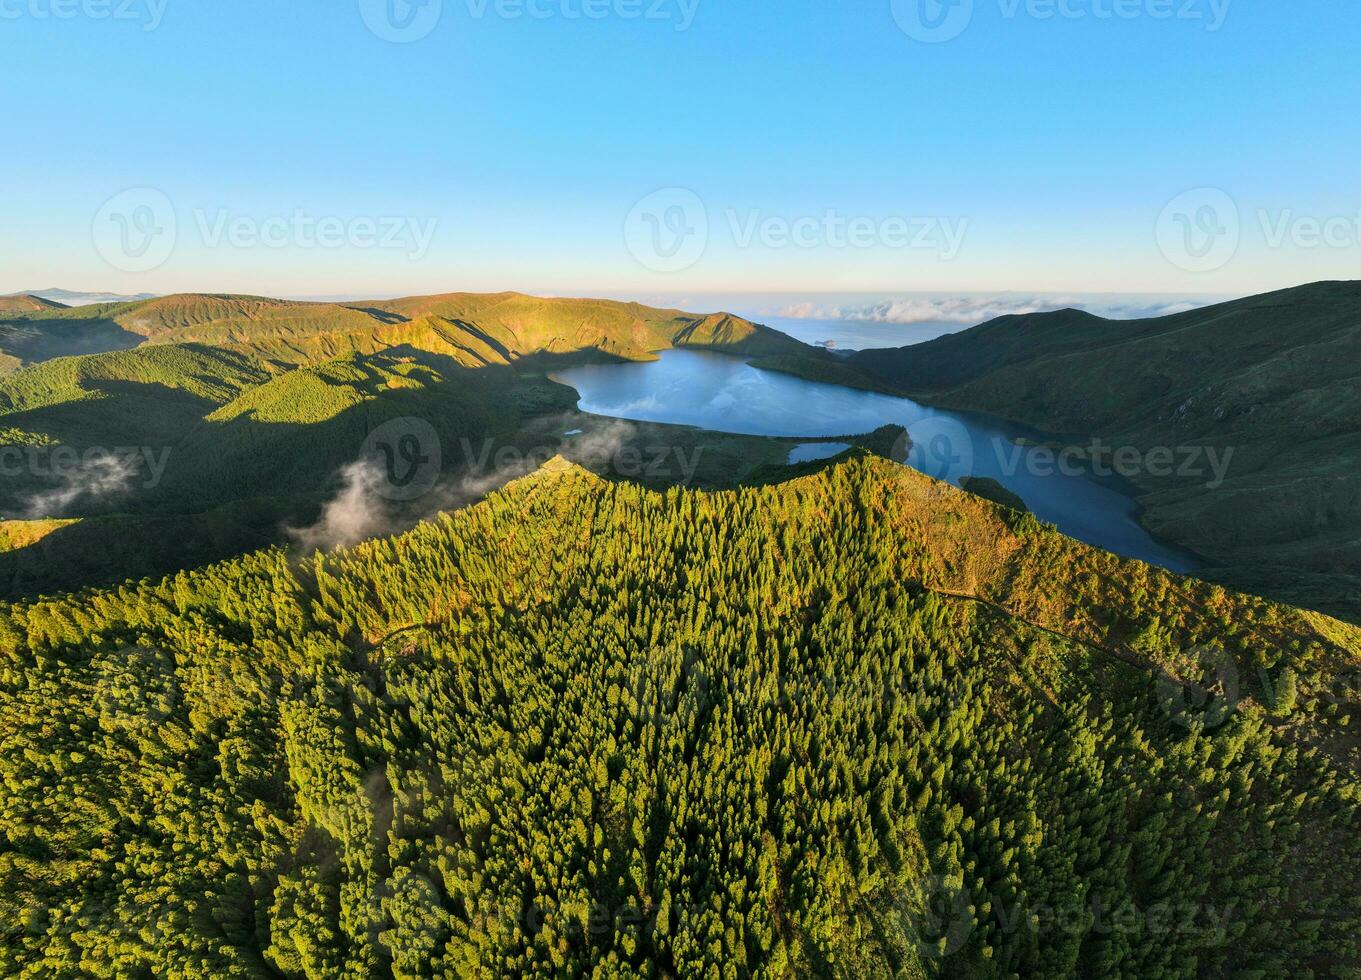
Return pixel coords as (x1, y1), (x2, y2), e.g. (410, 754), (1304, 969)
(769, 294), (1221, 325)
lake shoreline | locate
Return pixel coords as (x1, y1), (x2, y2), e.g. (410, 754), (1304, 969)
(551, 349), (1205, 574)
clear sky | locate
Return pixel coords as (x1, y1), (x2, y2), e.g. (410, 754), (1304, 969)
(2, 0), (1358, 301)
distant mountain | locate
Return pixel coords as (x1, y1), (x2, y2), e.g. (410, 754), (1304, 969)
(849, 280), (1361, 620)
(0, 293), (66, 313)
(0, 290), (808, 375)
(22, 288), (159, 307)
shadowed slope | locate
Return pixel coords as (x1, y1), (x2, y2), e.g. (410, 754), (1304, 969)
(849, 280), (1361, 619)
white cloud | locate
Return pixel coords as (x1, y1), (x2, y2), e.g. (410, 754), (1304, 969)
(771, 294), (1215, 325)
(23, 451), (139, 519)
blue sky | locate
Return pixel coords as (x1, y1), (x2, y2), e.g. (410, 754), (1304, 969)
(2, 0), (1358, 304)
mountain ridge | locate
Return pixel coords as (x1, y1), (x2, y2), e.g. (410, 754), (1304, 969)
(0, 294), (67, 313)
(0, 290), (809, 375)
(848, 279), (1361, 620)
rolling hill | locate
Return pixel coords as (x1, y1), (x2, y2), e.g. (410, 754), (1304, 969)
(0, 291), (807, 375)
(0, 293), (816, 597)
(0, 296), (142, 373)
(848, 280), (1361, 620)
(0, 342), (580, 594)
(0, 294), (66, 314)
(1, 454), (1357, 977)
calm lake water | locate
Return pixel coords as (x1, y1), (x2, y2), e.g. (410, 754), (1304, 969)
(552, 349), (1201, 573)
(788, 442), (853, 464)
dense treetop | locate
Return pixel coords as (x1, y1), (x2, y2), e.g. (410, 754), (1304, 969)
(2, 455), (1358, 977)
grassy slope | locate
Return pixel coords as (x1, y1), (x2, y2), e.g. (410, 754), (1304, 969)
(0, 519), (77, 552)
(849, 280), (1361, 619)
(0, 294), (65, 313)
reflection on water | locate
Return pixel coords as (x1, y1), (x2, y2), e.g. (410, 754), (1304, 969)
(788, 442), (853, 464)
(552, 350), (1201, 573)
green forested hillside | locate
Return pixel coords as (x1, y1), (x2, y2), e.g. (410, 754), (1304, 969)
(0, 344), (271, 444)
(848, 281), (1361, 620)
(0, 300), (143, 374)
(2, 456), (1357, 978)
(0, 291), (813, 596)
(0, 291), (806, 375)
(0, 343), (578, 593)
